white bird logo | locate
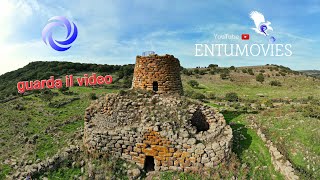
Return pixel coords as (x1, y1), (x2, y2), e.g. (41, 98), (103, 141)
(249, 11), (273, 36)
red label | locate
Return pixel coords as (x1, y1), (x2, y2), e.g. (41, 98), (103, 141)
(242, 34), (250, 40)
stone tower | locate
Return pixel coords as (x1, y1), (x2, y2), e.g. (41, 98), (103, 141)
(132, 54), (183, 95)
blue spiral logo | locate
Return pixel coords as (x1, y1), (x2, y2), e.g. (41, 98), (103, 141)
(42, 16), (78, 51)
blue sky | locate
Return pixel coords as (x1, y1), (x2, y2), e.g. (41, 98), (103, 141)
(0, 0), (319, 75)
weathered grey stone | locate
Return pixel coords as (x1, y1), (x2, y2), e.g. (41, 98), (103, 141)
(196, 143), (205, 150)
(187, 138), (196, 145)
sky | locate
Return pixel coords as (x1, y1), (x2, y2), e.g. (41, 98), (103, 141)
(0, 0), (319, 75)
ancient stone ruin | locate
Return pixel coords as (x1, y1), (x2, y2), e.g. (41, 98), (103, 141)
(132, 54), (183, 95)
(83, 54), (232, 173)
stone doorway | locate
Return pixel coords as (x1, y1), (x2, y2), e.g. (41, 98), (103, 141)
(144, 156), (155, 172)
(152, 81), (158, 92)
(191, 109), (209, 132)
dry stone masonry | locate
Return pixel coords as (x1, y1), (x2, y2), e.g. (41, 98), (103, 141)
(83, 54), (233, 173)
(132, 54), (183, 95)
(83, 92), (232, 172)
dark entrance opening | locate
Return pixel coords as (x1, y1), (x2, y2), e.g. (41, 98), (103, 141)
(144, 156), (155, 172)
(152, 81), (158, 92)
(191, 109), (209, 132)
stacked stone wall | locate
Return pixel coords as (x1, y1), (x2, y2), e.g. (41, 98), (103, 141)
(132, 54), (183, 95)
(83, 93), (233, 172)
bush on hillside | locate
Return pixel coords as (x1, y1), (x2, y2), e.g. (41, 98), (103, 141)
(209, 70), (216, 75)
(40, 89), (54, 102)
(229, 66), (236, 70)
(188, 80), (199, 88)
(208, 64), (219, 68)
(302, 102), (320, 119)
(206, 92), (216, 99)
(247, 68), (254, 75)
(220, 73), (229, 80)
(184, 90), (195, 98)
(199, 70), (206, 75)
(59, 86), (69, 93)
(270, 80), (282, 86)
(192, 92), (206, 101)
(89, 93), (97, 100)
(256, 73), (265, 83)
(279, 72), (286, 76)
(182, 69), (193, 76)
(225, 92), (239, 102)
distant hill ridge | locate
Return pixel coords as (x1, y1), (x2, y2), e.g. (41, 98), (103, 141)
(300, 70), (320, 78)
(0, 61), (314, 100)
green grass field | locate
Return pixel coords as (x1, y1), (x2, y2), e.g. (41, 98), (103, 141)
(0, 65), (319, 179)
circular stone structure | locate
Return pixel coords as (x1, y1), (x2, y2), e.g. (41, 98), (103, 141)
(132, 54), (183, 95)
(83, 91), (233, 172)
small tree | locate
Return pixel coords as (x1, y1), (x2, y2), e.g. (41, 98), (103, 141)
(256, 73), (265, 83)
(188, 80), (199, 88)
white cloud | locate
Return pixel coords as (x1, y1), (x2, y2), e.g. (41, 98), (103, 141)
(0, 0), (319, 75)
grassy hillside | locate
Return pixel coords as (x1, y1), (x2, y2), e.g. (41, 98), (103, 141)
(0, 62), (319, 179)
(0, 61), (134, 100)
(300, 70), (320, 78)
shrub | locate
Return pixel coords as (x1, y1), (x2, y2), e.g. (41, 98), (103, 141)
(279, 72), (286, 76)
(209, 70), (216, 75)
(247, 68), (254, 75)
(208, 64), (218, 68)
(184, 90), (195, 98)
(122, 78), (132, 88)
(40, 89), (54, 102)
(302, 103), (320, 119)
(206, 92), (216, 99)
(187, 80), (199, 88)
(89, 93), (97, 100)
(58, 86), (69, 93)
(270, 80), (282, 86)
(242, 69), (247, 73)
(182, 69), (193, 76)
(199, 70), (206, 75)
(192, 92), (206, 101)
(256, 73), (265, 83)
(119, 90), (126, 96)
(220, 73), (229, 80)
(225, 92), (239, 102)
(260, 69), (265, 73)
(229, 66), (236, 70)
